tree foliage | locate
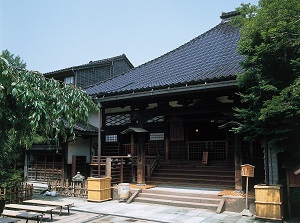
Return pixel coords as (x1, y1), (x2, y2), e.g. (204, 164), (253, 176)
(1, 49), (26, 70)
(234, 0), (300, 155)
(0, 53), (98, 182)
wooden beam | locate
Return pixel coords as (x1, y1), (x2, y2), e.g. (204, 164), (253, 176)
(216, 198), (225, 214)
(126, 190), (140, 204)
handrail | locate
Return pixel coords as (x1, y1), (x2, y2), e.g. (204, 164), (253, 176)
(146, 156), (160, 180)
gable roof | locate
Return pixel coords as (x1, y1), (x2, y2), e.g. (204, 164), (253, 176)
(86, 21), (243, 99)
(44, 54), (133, 77)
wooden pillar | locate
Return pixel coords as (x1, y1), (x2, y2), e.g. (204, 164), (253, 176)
(97, 105), (103, 177)
(136, 111), (146, 184)
(165, 125), (170, 161)
(234, 134), (242, 191)
(105, 157), (111, 177)
(24, 153), (28, 180)
(137, 132), (146, 184)
(130, 133), (135, 155)
(264, 135), (269, 185)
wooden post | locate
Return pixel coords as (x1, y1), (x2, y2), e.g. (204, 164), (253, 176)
(241, 164), (254, 216)
(245, 176), (249, 208)
(120, 157), (124, 183)
(165, 124), (170, 161)
(286, 169), (291, 218)
(264, 135), (269, 185)
(130, 133), (135, 155)
(24, 153), (28, 180)
(98, 106), (103, 177)
(136, 111), (146, 185)
(234, 134), (242, 191)
(105, 157), (111, 177)
(137, 132), (146, 184)
(147, 164), (151, 180)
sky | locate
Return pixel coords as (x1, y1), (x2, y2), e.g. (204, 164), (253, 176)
(1, 0), (259, 73)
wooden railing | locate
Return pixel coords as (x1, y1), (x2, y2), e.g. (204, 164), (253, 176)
(146, 156), (159, 180)
(90, 155), (159, 184)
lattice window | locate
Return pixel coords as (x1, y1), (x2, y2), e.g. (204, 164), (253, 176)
(188, 141), (226, 161)
(146, 116), (164, 123)
(105, 134), (118, 142)
(106, 114), (130, 126)
(150, 133), (164, 141)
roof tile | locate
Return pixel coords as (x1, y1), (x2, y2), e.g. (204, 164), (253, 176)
(85, 22), (243, 96)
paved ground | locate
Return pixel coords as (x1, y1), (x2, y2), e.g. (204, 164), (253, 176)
(10, 194), (300, 223)
(8, 183), (300, 223)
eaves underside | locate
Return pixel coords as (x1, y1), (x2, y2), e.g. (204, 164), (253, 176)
(93, 78), (238, 104)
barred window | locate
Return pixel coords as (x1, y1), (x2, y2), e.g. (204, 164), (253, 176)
(105, 134), (118, 142)
(150, 133), (164, 141)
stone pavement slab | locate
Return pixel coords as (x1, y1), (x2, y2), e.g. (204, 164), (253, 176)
(26, 194), (300, 223)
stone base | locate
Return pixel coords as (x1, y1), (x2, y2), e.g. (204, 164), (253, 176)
(241, 209), (253, 217)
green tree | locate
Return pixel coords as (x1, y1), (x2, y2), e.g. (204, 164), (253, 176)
(1, 49), (26, 69)
(234, 0), (300, 156)
(0, 54), (98, 184)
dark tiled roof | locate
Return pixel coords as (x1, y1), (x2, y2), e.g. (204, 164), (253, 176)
(85, 22), (243, 97)
(44, 54), (133, 76)
(64, 120), (98, 134)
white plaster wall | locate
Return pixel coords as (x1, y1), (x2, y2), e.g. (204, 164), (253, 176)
(67, 136), (97, 164)
(88, 112), (98, 128)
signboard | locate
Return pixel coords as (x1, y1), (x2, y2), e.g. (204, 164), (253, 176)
(241, 164), (255, 177)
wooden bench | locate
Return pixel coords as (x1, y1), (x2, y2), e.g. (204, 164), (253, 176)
(5, 204), (55, 220)
(23, 200), (74, 215)
(2, 210), (43, 223)
(0, 217), (19, 223)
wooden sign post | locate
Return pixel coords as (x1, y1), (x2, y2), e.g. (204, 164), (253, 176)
(241, 164), (255, 216)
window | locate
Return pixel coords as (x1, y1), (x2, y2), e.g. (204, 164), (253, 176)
(150, 133), (164, 141)
(105, 134), (118, 142)
(64, 76), (74, 85)
(106, 114), (130, 126)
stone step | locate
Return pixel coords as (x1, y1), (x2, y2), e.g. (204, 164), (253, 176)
(140, 188), (220, 197)
(134, 197), (219, 210)
(134, 188), (224, 211)
(147, 181), (235, 190)
(149, 176), (234, 184)
(149, 164), (235, 189)
(138, 193), (221, 204)
(153, 172), (235, 179)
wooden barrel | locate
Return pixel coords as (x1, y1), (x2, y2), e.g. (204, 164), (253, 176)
(254, 184), (283, 220)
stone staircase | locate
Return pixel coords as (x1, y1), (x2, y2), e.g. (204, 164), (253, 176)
(134, 188), (225, 213)
(147, 164), (235, 189)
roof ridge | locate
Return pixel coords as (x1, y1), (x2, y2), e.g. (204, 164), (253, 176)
(44, 53), (129, 75)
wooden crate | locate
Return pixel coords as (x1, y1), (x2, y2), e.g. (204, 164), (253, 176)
(87, 177), (111, 202)
(254, 184), (283, 220)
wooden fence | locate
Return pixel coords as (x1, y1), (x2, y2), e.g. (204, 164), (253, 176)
(48, 179), (88, 198)
(0, 183), (33, 204)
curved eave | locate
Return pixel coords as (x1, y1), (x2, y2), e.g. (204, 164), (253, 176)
(93, 79), (237, 104)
